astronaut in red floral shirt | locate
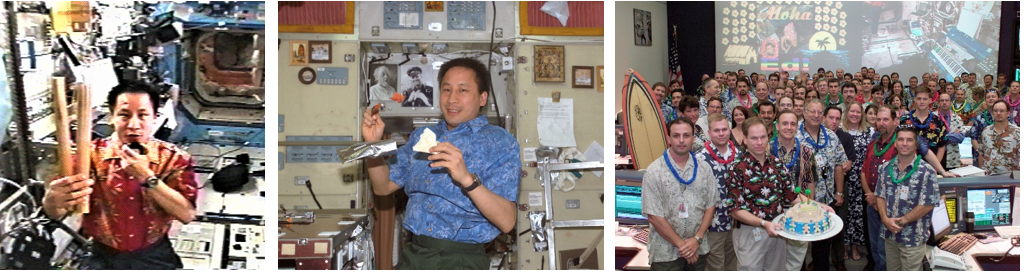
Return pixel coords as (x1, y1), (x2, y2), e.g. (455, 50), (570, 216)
(42, 81), (198, 269)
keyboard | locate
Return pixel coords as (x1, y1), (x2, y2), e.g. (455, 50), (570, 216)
(994, 226), (1020, 238)
(632, 228), (650, 244)
(939, 233), (978, 255)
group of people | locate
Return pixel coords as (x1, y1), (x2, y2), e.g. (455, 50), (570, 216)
(640, 67), (1019, 271)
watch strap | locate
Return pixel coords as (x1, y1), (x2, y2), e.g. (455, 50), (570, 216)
(462, 174), (481, 192)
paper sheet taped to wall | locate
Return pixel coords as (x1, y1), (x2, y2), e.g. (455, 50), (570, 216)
(537, 97), (576, 147)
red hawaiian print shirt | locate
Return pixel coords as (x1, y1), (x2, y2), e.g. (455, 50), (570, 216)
(726, 151), (798, 220)
(81, 138), (199, 252)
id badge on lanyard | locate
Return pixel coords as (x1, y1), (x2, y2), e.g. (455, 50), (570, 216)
(678, 203), (689, 219)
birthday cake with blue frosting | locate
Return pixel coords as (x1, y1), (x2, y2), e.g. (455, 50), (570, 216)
(782, 201), (831, 236)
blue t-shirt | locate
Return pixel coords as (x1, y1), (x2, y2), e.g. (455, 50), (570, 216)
(389, 115), (521, 244)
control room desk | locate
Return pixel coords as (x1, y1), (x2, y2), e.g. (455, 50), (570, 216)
(935, 235), (1020, 271)
(614, 228), (651, 270)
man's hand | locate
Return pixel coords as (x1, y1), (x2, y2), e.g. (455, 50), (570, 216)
(678, 238), (699, 259)
(121, 145), (155, 180)
(427, 142), (472, 187)
(865, 193), (877, 208)
(883, 217), (902, 233)
(43, 174), (93, 216)
(833, 194), (844, 207)
(823, 204), (835, 214)
(763, 221), (783, 237)
(941, 171), (960, 178)
(361, 105), (385, 142)
(685, 253), (699, 265)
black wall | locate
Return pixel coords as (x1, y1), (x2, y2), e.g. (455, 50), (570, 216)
(997, 1), (1019, 78)
(666, 1), (716, 93)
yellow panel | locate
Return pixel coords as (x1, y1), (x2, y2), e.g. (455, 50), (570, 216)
(278, 2), (356, 34)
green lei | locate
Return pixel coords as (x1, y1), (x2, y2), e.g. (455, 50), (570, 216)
(888, 155), (922, 184)
(824, 93), (844, 106)
(873, 132), (897, 156)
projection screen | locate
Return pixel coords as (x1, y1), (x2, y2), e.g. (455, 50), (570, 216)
(715, 1), (1002, 80)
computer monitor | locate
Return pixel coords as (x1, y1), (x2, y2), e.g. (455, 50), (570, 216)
(965, 187), (1015, 230)
(615, 183), (647, 225)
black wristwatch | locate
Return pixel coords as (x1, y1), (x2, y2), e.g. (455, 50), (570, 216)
(462, 174), (482, 193)
(142, 176), (159, 189)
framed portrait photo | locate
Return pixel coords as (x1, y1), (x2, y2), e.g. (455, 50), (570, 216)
(572, 66), (594, 89)
(533, 45), (565, 83)
(290, 40), (309, 66)
(634, 9), (652, 46)
(596, 66), (604, 91)
(308, 41), (332, 63)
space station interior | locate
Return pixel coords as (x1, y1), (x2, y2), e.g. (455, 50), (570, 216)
(0, 1), (266, 270)
(278, 1), (604, 270)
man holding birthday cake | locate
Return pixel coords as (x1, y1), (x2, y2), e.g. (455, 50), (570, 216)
(874, 126), (940, 271)
(727, 117), (834, 271)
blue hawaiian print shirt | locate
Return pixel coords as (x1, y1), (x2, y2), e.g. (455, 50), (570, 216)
(389, 115), (521, 244)
(876, 157), (940, 247)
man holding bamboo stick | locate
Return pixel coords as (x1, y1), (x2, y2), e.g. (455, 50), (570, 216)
(41, 81), (199, 269)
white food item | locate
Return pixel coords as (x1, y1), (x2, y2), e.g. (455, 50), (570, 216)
(413, 128), (438, 153)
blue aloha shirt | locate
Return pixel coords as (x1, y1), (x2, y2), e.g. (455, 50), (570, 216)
(661, 102), (678, 123)
(388, 115), (521, 244)
(876, 157), (940, 247)
(795, 122), (848, 205)
(695, 141), (742, 232)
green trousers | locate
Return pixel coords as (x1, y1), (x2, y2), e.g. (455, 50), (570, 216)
(395, 235), (490, 270)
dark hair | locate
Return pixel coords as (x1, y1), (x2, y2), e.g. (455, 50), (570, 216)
(438, 58), (491, 112)
(731, 106), (752, 128)
(824, 106), (843, 117)
(707, 97), (723, 106)
(769, 73), (779, 80)
(679, 95), (700, 111)
(736, 78), (750, 87)
(665, 117), (696, 136)
(992, 99), (1011, 111)
(652, 82), (667, 90)
(669, 88), (685, 97)
(107, 80), (161, 113)
(757, 100), (776, 114)
(407, 66), (423, 76)
(877, 104), (898, 119)
(871, 85), (884, 94)
(842, 82), (857, 92)
(843, 73), (853, 79)
(828, 78), (840, 85)
(725, 71), (737, 78)
(439, 57), (490, 94)
(895, 125), (920, 146)
(776, 110), (797, 123)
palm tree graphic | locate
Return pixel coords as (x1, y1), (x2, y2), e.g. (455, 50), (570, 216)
(816, 37), (832, 50)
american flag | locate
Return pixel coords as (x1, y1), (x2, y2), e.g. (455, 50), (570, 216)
(668, 25), (682, 83)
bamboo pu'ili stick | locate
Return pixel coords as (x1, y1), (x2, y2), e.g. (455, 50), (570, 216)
(74, 84), (92, 214)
